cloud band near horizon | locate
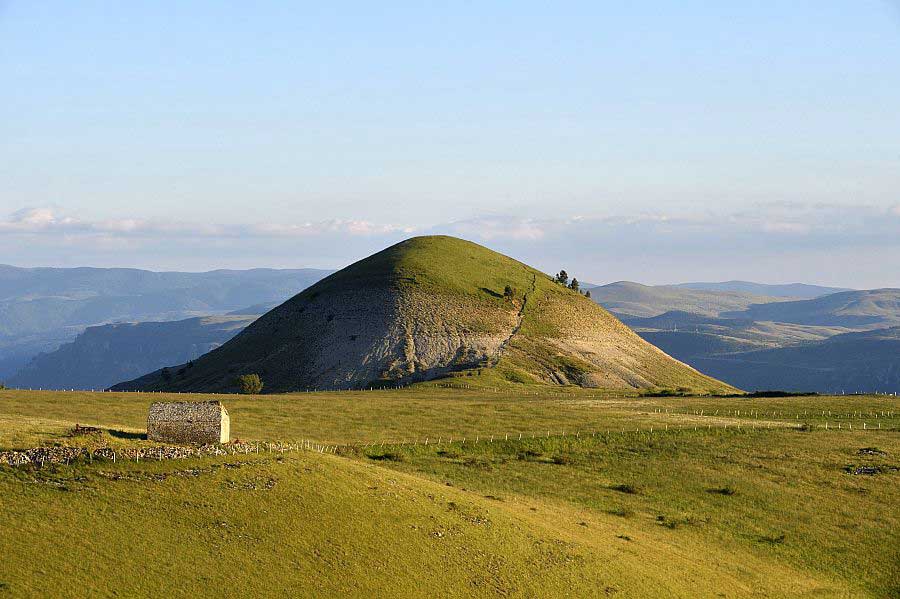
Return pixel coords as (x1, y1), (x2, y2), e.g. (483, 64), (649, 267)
(2, 203), (899, 288)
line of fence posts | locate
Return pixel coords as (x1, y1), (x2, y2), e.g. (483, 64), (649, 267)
(4, 406), (896, 468)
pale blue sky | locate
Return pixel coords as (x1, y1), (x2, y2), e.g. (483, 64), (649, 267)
(2, 2), (899, 286)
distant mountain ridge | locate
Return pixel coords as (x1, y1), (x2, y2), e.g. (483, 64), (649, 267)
(721, 289), (900, 329)
(608, 288), (900, 393)
(585, 281), (785, 317)
(0, 265), (333, 379)
(687, 326), (900, 394)
(9, 314), (261, 391)
(674, 281), (851, 298)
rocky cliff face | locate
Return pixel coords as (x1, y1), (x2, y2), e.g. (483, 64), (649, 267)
(114, 236), (734, 394)
(128, 287), (518, 392)
(11, 315), (256, 390)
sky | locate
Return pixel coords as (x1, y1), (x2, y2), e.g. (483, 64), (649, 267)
(2, 1), (899, 287)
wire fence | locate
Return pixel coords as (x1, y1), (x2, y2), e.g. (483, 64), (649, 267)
(6, 385), (899, 399)
(4, 414), (894, 468)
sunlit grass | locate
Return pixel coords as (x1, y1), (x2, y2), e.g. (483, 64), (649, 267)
(1, 388), (898, 597)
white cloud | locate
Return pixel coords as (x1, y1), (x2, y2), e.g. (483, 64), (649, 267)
(420, 203), (900, 248)
(438, 216), (548, 240)
(760, 221), (811, 234)
(2, 202), (899, 286)
(250, 220), (414, 237)
(3, 202), (899, 282)
(4, 203), (897, 245)
(0, 207), (414, 239)
(1, 207), (79, 230)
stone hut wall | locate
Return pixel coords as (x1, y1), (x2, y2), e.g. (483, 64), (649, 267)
(147, 401), (229, 444)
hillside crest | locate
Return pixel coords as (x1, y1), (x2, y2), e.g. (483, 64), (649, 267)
(115, 236), (734, 393)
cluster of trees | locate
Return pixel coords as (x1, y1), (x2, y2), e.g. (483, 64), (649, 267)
(502, 272), (593, 302)
(554, 270), (591, 298)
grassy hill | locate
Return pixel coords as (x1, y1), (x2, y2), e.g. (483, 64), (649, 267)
(1, 388), (897, 597)
(0, 448), (850, 598)
(114, 236), (733, 394)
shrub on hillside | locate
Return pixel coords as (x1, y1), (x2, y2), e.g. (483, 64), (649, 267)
(641, 388), (693, 397)
(367, 451), (405, 463)
(748, 390), (819, 398)
(235, 373), (264, 394)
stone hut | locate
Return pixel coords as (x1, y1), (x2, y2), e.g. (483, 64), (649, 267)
(147, 401), (230, 444)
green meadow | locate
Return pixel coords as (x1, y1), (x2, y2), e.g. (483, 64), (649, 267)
(1, 388), (898, 597)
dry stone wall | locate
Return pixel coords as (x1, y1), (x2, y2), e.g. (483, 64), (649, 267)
(0, 442), (284, 467)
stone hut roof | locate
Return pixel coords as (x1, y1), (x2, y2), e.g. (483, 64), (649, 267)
(148, 401), (228, 421)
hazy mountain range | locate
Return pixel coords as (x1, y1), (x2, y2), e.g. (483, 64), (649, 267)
(3, 260), (898, 394)
(672, 281), (851, 299)
(600, 283), (900, 393)
(8, 313), (261, 391)
(584, 281), (786, 318)
(0, 264), (332, 379)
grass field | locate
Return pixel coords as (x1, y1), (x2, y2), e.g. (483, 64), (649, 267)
(1, 388), (898, 597)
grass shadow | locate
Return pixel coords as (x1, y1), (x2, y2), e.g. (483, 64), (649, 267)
(479, 287), (503, 299)
(108, 429), (146, 440)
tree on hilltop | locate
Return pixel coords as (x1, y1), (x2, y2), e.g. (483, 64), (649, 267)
(569, 278), (580, 292)
(555, 270), (569, 286)
(585, 290), (592, 299)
